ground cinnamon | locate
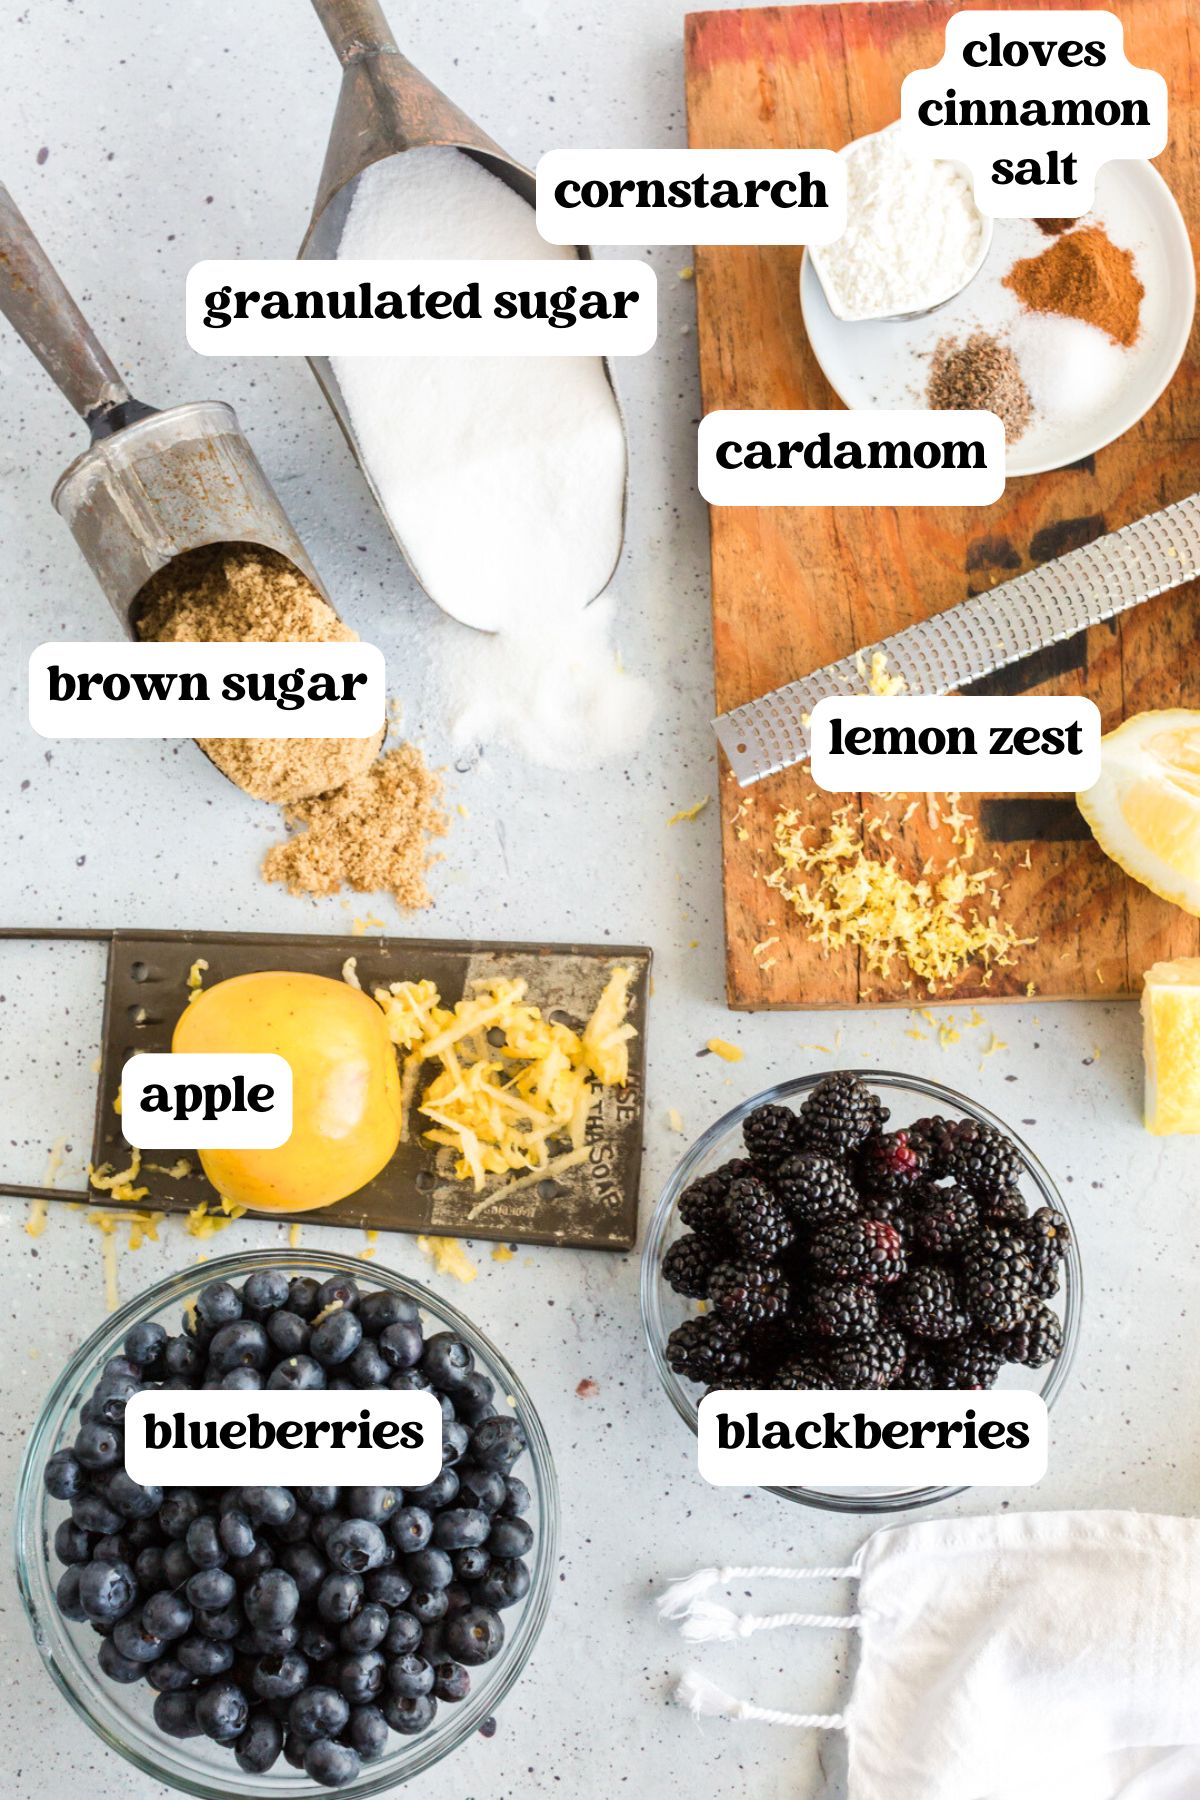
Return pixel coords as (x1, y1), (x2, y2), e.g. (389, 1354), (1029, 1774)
(1003, 226), (1143, 346)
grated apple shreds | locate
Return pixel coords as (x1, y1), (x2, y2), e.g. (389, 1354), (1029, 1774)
(767, 795), (1034, 993)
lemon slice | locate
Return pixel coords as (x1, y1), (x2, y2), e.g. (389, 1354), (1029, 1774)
(1142, 958), (1200, 1134)
(1077, 710), (1200, 915)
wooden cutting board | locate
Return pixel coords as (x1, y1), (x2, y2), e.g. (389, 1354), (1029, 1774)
(685, 0), (1200, 1009)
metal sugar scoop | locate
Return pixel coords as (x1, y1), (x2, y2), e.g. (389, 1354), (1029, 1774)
(300, 0), (628, 624)
(0, 184), (330, 633)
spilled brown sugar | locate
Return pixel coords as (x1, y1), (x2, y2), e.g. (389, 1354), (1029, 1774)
(262, 745), (449, 911)
(135, 544), (382, 804)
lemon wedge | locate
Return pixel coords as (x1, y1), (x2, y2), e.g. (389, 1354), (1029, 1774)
(1077, 711), (1200, 915)
(1142, 958), (1200, 1134)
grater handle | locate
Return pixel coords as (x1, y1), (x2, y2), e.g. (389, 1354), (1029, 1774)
(0, 184), (132, 431)
(311, 0), (398, 62)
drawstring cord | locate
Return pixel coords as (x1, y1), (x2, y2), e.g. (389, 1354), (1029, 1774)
(674, 1669), (848, 1730)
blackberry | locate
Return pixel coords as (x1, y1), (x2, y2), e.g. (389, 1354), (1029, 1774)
(677, 1170), (734, 1241)
(856, 1129), (926, 1196)
(905, 1115), (958, 1178)
(773, 1353), (831, 1390)
(825, 1327), (906, 1390)
(802, 1280), (879, 1341)
(742, 1103), (798, 1173)
(934, 1338), (1005, 1390)
(1023, 1206), (1071, 1269)
(796, 1072), (888, 1159)
(708, 1261), (790, 1330)
(745, 1315), (804, 1379)
(772, 1152), (860, 1226)
(1005, 1303), (1063, 1368)
(727, 1177), (796, 1264)
(911, 1183), (978, 1256)
(662, 1235), (720, 1299)
(943, 1119), (1021, 1200)
(809, 1217), (906, 1285)
(984, 1188), (1028, 1223)
(897, 1350), (940, 1389)
(961, 1224), (1034, 1333)
(888, 1268), (967, 1340)
(665, 1316), (750, 1386)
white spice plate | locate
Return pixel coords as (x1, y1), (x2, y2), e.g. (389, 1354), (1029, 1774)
(799, 159), (1195, 479)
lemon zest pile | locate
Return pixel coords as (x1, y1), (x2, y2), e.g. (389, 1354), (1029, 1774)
(372, 968), (635, 1193)
(88, 1147), (149, 1204)
(417, 1234), (477, 1283)
(857, 648), (908, 697)
(706, 1038), (743, 1063)
(667, 796), (710, 825)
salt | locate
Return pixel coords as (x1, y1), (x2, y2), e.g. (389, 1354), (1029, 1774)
(333, 147), (648, 768)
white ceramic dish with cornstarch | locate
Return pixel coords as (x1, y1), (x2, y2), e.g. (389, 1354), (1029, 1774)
(802, 159), (1195, 479)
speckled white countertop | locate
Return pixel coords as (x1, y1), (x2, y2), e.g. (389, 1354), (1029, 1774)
(0, 3), (1195, 1797)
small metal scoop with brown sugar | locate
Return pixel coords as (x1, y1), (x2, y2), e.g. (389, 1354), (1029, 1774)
(0, 183), (330, 634)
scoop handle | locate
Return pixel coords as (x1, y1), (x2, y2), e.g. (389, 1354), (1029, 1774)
(0, 183), (132, 429)
(311, 0), (398, 62)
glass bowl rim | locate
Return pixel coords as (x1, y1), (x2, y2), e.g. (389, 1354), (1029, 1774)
(640, 1067), (1082, 1514)
(14, 1247), (559, 1798)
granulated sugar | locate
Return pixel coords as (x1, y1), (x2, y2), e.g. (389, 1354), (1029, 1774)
(333, 149), (649, 768)
(136, 545), (381, 803)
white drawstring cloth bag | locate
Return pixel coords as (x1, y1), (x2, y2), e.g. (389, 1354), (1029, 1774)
(662, 1512), (1200, 1800)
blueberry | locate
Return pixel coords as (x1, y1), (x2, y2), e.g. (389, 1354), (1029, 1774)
(383, 1691), (436, 1735)
(276, 1504), (314, 1545)
(433, 1507), (490, 1550)
(470, 1415), (527, 1473)
(457, 1465), (507, 1513)
(154, 1690), (201, 1738)
(317, 1572), (363, 1625)
(44, 1448), (85, 1500)
(388, 1367), (433, 1394)
(196, 1281), (243, 1329)
(336, 1647), (386, 1704)
(186, 1515), (225, 1569)
(288, 1684), (350, 1740)
(112, 1616), (165, 1663)
(92, 1532), (134, 1565)
(177, 1635), (235, 1678)
(208, 1318), (269, 1373)
(326, 1519), (387, 1574)
(442, 1580), (471, 1618)
(389, 1507), (432, 1554)
(235, 1707), (283, 1773)
(387, 1651), (434, 1697)
(501, 1475), (531, 1518)
(71, 1491), (124, 1535)
(406, 1468), (459, 1510)
(54, 1519), (92, 1566)
(434, 1659), (471, 1702)
(134, 1546), (165, 1590)
(359, 1290), (418, 1335)
(281, 1542), (328, 1599)
(266, 1309), (309, 1356)
(55, 1566), (87, 1621)
(378, 1320), (424, 1370)
(407, 1587), (448, 1625)
(406, 1547), (453, 1591)
(241, 1269), (290, 1316)
(304, 1739), (361, 1788)
(313, 1512), (347, 1554)
(92, 1374), (139, 1424)
(247, 1621), (300, 1656)
(78, 1558), (137, 1623)
(299, 1621), (338, 1664)
(476, 1558), (531, 1610)
(421, 1332), (474, 1390)
(446, 1605), (504, 1665)
(345, 1485), (398, 1524)
(159, 1487), (202, 1539)
(316, 1276), (360, 1315)
(383, 1609), (422, 1656)
(106, 1470), (163, 1519)
(195, 1677), (249, 1742)
(245, 1568), (300, 1630)
(456, 1371), (497, 1425)
(147, 1656), (193, 1692)
(296, 1485), (340, 1513)
(364, 1567), (411, 1610)
(488, 1516), (534, 1559)
(453, 1546), (491, 1582)
(310, 1310), (363, 1367)
(441, 1422), (470, 1466)
(218, 1509), (256, 1559)
(347, 1341), (390, 1387)
(162, 1542), (198, 1588)
(74, 1420), (122, 1470)
(340, 1601), (388, 1653)
(287, 1276), (322, 1318)
(163, 1335), (203, 1380)
(267, 1354), (327, 1390)
(97, 1637), (144, 1683)
(220, 1366), (263, 1390)
(252, 1650), (310, 1700)
(194, 1603), (242, 1642)
(126, 1515), (162, 1551)
(187, 1567), (237, 1611)
(347, 1702), (389, 1761)
(240, 1486), (296, 1529)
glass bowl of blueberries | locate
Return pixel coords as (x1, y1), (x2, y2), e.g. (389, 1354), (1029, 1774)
(641, 1069), (1081, 1513)
(14, 1248), (557, 1795)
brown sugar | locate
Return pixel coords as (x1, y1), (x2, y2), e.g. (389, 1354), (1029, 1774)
(1003, 226), (1143, 346)
(135, 544), (382, 803)
(262, 745), (449, 911)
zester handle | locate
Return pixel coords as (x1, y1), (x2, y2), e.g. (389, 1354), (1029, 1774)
(715, 492), (1200, 785)
(0, 184), (130, 429)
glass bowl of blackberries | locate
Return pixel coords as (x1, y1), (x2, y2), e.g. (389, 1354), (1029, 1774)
(15, 1249), (557, 1795)
(641, 1070), (1080, 1512)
